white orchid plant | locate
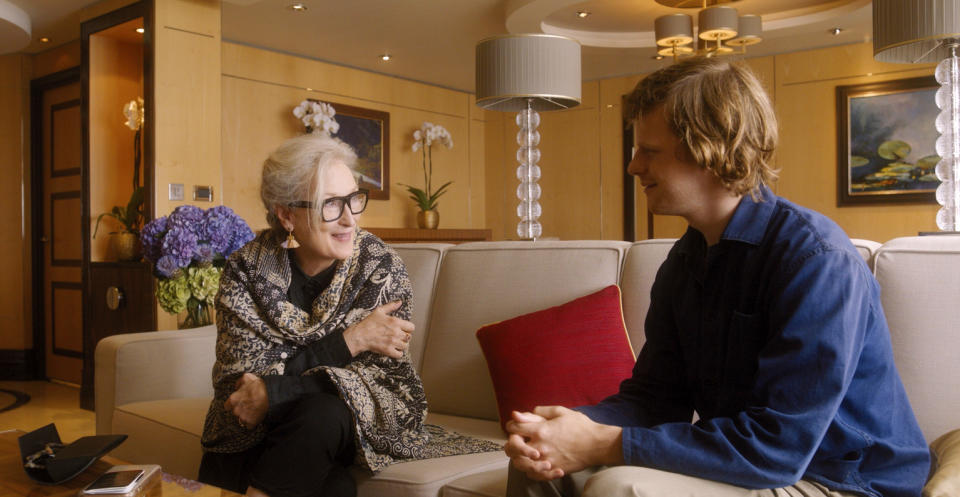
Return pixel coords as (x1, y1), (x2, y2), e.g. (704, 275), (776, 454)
(401, 122), (454, 211)
(94, 98), (146, 238)
(293, 99), (340, 136)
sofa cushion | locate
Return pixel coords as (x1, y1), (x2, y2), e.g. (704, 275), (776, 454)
(110, 397), (210, 479)
(352, 413), (508, 497)
(476, 285), (636, 430)
(874, 236), (960, 442)
(441, 468), (506, 497)
(420, 241), (631, 421)
(620, 240), (677, 352)
(390, 243), (453, 371)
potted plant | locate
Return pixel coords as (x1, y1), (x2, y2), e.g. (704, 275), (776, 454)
(401, 122), (453, 229)
(93, 98), (146, 261)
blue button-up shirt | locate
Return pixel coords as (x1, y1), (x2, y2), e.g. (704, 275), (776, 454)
(579, 186), (929, 497)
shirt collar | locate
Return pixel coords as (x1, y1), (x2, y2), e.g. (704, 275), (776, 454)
(720, 184), (777, 246)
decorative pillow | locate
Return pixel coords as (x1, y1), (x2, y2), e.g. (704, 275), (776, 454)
(925, 429), (960, 497)
(476, 285), (636, 431)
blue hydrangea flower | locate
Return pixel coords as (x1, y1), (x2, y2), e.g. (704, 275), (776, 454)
(161, 227), (199, 268)
(140, 216), (168, 263)
(167, 205), (205, 237)
(155, 255), (182, 278)
(194, 243), (215, 264)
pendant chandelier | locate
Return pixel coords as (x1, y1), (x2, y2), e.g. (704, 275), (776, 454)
(654, 0), (762, 60)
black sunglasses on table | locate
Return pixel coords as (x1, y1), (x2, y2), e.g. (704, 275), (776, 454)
(288, 189), (369, 222)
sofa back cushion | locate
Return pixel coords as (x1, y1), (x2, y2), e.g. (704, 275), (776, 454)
(420, 241), (631, 421)
(874, 235), (960, 442)
(850, 238), (882, 270)
(390, 243), (453, 371)
(619, 240), (677, 352)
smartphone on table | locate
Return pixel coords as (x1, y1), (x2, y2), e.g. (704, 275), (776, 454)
(81, 464), (161, 495)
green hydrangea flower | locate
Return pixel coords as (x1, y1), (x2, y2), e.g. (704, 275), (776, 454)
(187, 266), (222, 304)
(156, 274), (191, 314)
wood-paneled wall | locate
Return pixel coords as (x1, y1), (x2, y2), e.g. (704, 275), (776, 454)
(220, 43), (490, 234)
(0, 54), (32, 350)
(152, 0), (221, 330)
(501, 43), (936, 243)
(775, 43), (937, 241)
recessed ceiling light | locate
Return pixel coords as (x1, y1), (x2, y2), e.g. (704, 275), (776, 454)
(135, 28), (144, 34)
(653, 55), (664, 60)
(288, 3), (307, 12)
(39, 37), (50, 43)
(830, 27), (843, 36)
(576, 11), (590, 18)
(380, 54), (392, 61)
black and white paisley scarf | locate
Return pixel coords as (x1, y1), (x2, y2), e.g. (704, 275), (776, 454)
(200, 229), (499, 472)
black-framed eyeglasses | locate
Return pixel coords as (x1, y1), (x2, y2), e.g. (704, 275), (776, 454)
(289, 189), (369, 222)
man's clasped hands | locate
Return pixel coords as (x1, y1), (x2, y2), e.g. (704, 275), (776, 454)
(504, 406), (625, 481)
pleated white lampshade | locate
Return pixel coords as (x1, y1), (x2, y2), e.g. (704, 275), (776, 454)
(874, 0), (960, 63)
(475, 34), (581, 112)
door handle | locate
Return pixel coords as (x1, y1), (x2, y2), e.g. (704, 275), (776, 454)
(106, 286), (124, 310)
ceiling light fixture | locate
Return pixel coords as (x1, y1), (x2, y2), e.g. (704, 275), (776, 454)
(380, 54), (391, 61)
(288, 3), (307, 12)
(576, 11), (590, 18)
(135, 28), (144, 34)
(654, 0), (762, 62)
(830, 27), (843, 36)
(39, 37), (50, 43)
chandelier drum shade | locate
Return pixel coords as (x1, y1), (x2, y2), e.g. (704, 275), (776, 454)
(874, 0), (960, 232)
(653, 1), (762, 59)
(475, 34), (581, 240)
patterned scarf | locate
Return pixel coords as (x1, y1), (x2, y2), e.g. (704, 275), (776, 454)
(200, 229), (499, 471)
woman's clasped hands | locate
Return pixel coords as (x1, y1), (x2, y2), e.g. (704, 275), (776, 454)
(343, 301), (415, 359)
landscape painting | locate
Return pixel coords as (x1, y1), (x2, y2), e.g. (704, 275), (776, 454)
(837, 76), (940, 206)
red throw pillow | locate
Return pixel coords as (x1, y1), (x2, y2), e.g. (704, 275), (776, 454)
(476, 285), (636, 431)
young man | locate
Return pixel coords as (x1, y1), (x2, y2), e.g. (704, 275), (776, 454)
(505, 57), (930, 497)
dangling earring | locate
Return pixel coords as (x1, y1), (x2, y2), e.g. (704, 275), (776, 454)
(282, 228), (300, 249)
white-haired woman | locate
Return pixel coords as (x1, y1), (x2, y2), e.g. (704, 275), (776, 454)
(197, 135), (495, 497)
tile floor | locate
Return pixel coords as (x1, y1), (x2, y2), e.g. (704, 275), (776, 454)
(0, 381), (95, 441)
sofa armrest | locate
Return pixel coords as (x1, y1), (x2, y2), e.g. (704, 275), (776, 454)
(95, 326), (217, 435)
(925, 429), (960, 497)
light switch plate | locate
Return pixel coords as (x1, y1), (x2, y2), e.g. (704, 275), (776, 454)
(194, 185), (214, 202)
(168, 183), (184, 201)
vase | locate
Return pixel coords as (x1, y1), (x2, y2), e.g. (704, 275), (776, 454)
(113, 232), (142, 261)
(178, 298), (213, 329)
(417, 209), (439, 229)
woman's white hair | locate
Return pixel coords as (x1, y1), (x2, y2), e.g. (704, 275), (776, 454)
(260, 134), (358, 233)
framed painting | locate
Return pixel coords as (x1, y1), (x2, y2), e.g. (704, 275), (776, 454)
(309, 99), (390, 200)
(836, 76), (940, 206)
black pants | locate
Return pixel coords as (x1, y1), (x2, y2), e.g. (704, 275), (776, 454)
(198, 393), (357, 497)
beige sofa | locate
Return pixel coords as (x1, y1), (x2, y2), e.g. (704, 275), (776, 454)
(94, 236), (959, 497)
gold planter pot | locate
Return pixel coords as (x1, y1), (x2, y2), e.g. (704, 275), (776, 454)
(417, 209), (439, 229)
(113, 232), (142, 261)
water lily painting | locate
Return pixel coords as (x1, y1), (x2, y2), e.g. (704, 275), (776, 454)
(837, 76), (940, 206)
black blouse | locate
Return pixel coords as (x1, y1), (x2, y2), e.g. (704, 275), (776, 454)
(261, 253), (353, 423)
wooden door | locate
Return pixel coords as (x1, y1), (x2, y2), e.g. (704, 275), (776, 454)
(34, 70), (84, 384)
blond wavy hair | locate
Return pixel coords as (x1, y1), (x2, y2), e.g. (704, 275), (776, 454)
(624, 57), (778, 198)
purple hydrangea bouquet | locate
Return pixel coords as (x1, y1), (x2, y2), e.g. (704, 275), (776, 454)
(140, 205), (255, 328)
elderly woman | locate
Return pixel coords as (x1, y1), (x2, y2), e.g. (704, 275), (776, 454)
(198, 135), (496, 497)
